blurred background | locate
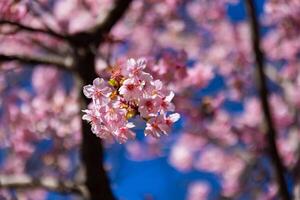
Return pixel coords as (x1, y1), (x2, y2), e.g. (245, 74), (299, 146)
(1, 0), (299, 199)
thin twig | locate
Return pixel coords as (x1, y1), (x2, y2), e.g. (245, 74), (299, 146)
(245, 0), (291, 199)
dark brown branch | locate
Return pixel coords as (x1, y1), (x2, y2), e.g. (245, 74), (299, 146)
(0, 53), (74, 71)
(30, 38), (68, 55)
(91, 0), (133, 36)
(0, 20), (68, 41)
(245, 1), (291, 200)
(70, 0), (133, 46)
(0, 174), (89, 199)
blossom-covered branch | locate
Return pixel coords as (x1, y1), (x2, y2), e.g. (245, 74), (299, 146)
(0, 20), (68, 41)
(245, 0), (291, 199)
(0, 53), (74, 71)
(0, 174), (89, 198)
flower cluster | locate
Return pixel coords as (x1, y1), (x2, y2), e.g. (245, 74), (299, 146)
(82, 58), (180, 143)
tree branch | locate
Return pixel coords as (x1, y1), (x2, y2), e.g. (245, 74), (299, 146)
(245, 0), (291, 199)
(0, 174), (89, 199)
(0, 20), (68, 41)
(92, 0), (133, 36)
(0, 53), (74, 71)
(70, 0), (133, 46)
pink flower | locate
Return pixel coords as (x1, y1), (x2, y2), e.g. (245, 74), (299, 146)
(82, 108), (99, 123)
(123, 58), (147, 77)
(113, 123), (136, 143)
(119, 78), (142, 100)
(103, 101), (126, 122)
(145, 117), (163, 138)
(159, 113), (181, 133)
(94, 125), (113, 140)
(159, 91), (175, 113)
(138, 96), (161, 118)
(82, 58), (179, 143)
(83, 78), (112, 105)
(101, 120), (135, 143)
(144, 79), (164, 97)
(123, 58), (154, 86)
(145, 113), (180, 137)
(82, 109), (106, 137)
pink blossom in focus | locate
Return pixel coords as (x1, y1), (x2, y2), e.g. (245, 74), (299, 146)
(83, 78), (112, 105)
(119, 78), (143, 101)
(138, 96), (161, 118)
(82, 58), (180, 143)
(145, 113), (180, 138)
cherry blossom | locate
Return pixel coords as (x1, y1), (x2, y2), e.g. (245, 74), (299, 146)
(82, 58), (180, 143)
(1, 0), (300, 199)
(83, 78), (112, 105)
(118, 78), (143, 100)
